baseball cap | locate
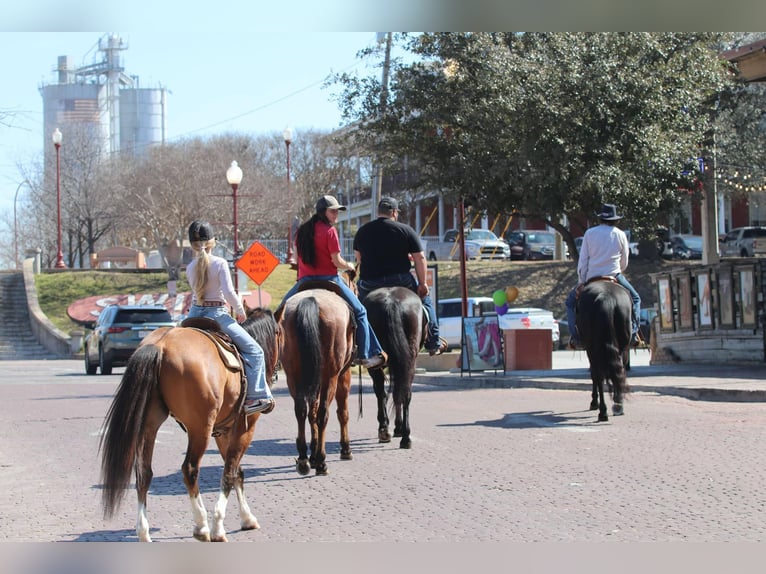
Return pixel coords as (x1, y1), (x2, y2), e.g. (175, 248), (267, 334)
(378, 196), (399, 210)
(316, 195), (347, 211)
(188, 220), (214, 242)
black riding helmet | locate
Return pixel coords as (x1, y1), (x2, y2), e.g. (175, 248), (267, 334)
(188, 220), (214, 243)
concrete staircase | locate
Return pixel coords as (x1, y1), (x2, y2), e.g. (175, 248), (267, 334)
(0, 271), (59, 360)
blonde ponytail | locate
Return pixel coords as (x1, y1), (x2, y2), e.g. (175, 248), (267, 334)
(190, 239), (216, 303)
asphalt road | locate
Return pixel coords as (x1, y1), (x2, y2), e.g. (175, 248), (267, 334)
(1, 357), (765, 543)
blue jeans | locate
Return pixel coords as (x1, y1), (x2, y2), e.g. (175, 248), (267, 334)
(566, 274), (641, 340)
(357, 272), (440, 350)
(281, 275), (384, 360)
(186, 305), (272, 401)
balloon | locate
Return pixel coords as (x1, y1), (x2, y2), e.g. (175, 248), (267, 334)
(495, 303), (509, 315)
(492, 289), (507, 306)
(505, 286), (519, 303)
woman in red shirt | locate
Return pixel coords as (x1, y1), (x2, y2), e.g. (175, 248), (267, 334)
(278, 195), (387, 370)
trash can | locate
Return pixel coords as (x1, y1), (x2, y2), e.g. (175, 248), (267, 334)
(502, 329), (552, 370)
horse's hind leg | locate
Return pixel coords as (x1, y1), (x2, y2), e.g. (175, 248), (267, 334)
(589, 380), (599, 411)
(371, 370), (391, 443)
(182, 433), (213, 541)
(312, 397), (330, 476)
(135, 399), (167, 542)
(335, 372), (353, 461)
(211, 425), (260, 542)
(294, 399), (311, 475)
(398, 399), (412, 449)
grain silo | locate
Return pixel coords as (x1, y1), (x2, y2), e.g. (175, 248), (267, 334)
(40, 33), (167, 159)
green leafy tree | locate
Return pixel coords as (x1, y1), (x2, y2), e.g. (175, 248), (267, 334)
(334, 32), (736, 256)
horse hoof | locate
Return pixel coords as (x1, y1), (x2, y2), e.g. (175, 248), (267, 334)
(589, 401), (599, 411)
(598, 413), (609, 422)
(315, 465), (329, 476)
(210, 534), (228, 542)
(378, 429), (392, 443)
(393, 428), (402, 438)
(399, 439), (412, 449)
(612, 403), (624, 416)
(193, 528), (211, 542)
(241, 516), (260, 531)
(296, 458), (311, 475)
(340, 451), (353, 460)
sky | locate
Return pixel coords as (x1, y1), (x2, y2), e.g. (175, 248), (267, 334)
(0, 31), (389, 216)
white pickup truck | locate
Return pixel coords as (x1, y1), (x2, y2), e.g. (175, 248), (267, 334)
(437, 297), (559, 350)
(427, 229), (510, 261)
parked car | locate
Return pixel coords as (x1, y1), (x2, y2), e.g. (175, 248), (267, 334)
(84, 304), (175, 375)
(720, 226), (766, 257)
(670, 234), (703, 260)
(427, 228), (510, 261)
(503, 230), (568, 260)
(504, 230), (531, 260)
(498, 307), (560, 350)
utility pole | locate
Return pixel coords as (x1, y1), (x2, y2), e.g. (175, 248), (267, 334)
(371, 32), (392, 218)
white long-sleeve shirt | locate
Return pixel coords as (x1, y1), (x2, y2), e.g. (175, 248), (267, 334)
(186, 253), (245, 316)
(577, 224), (630, 284)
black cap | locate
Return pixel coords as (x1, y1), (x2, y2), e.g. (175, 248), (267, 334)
(188, 220), (214, 242)
(378, 196), (398, 211)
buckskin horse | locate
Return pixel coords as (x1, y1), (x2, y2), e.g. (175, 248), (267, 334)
(576, 279), (632, 422)
(278, 273), (356, 476)
(363, 286), (426, 449)
(99, 307), (281, 542)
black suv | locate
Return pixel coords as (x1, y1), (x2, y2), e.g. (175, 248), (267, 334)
(84, 304), (175, 375)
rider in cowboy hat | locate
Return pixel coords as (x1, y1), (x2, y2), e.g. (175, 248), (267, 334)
(565, 203), (641, 349)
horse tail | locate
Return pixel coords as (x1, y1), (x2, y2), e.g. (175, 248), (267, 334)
(593, 290), (629, 396)
(380, 298), (413, 405)
(99, 343), (163, 519)
(294, 296), (322, 405)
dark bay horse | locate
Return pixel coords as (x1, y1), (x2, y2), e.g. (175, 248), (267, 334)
(576, 280), (632, 422)
(99, 308), (281, 542)
(363, 286), (426, 449)
(279, 286), (355, 475)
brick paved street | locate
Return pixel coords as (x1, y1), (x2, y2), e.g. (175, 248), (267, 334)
(1, 359), (766, 542)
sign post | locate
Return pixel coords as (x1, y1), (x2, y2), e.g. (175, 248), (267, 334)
(235, 242), (280, 307)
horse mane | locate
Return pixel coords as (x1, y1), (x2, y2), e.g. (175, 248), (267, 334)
(242, 307), (282, 384)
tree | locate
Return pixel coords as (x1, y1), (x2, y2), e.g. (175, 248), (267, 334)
(334, 32), (736, 257)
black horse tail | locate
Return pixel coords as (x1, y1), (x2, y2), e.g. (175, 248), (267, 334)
(379, 297), (413, 405)
(294, 296), (322, 405)
(99, 343), (163, 519)
(592, 291), (628, 396)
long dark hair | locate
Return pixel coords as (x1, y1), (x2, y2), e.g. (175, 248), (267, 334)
(296, 209), (330, 267)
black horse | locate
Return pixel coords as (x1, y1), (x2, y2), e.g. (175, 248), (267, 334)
(576, 279), (632, 422)
(363, 286), (427, 449)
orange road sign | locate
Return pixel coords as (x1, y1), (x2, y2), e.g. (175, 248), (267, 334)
(236, 241), (280, 285)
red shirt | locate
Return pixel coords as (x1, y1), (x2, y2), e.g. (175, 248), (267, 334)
(298, 220), (340, 278)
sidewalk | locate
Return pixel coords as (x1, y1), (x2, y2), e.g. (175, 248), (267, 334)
(414, 348), (766, 402)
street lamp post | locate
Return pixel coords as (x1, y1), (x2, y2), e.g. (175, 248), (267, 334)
(226, 160), (243, 292)
(51, 128), (67, 269)
(283, 127), (296, 267)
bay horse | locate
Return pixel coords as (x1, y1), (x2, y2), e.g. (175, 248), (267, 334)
(99, 308), (281, 542)
(363, 286), (426, 449)
(576, 279), (632, 422)
(278, 277), (356, 475)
